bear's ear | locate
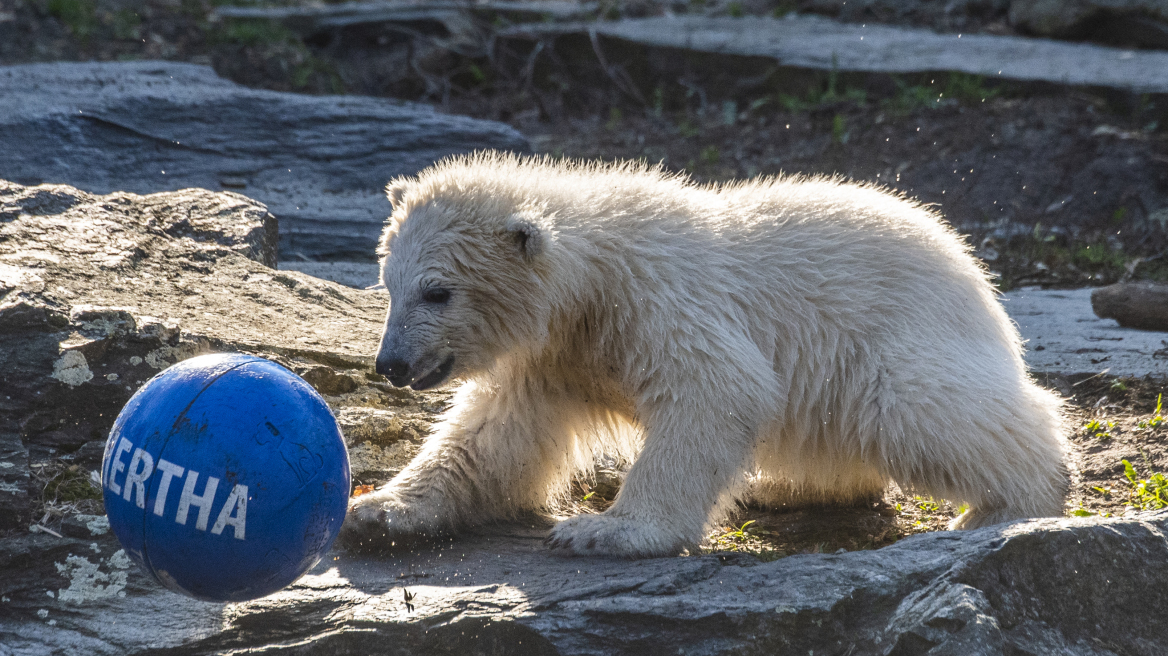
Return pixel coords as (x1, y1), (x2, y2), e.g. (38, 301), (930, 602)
(385, 178), (412, 213)
(504, 214), (549, 261)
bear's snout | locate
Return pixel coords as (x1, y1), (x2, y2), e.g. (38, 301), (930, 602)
(376, 355), (412, 387)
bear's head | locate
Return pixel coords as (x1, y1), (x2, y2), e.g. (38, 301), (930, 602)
(373, 169), (557, 390)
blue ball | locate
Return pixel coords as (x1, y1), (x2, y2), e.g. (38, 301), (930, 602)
(101, 353), (350, 602)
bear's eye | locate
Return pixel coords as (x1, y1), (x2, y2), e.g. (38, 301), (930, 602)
(421, 287), (451, 304)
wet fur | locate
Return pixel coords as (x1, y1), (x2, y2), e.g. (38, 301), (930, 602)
(340, 153), (1068, 557)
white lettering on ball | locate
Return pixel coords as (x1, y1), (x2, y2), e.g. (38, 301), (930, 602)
(122, 449), (155, 509)
(175, 471), (220, 531)
(152, 459), (185, 517)
(210, 485), (248, 540)
(105, 438), (134, 495)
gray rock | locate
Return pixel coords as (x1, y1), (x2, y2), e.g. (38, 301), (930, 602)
(278, 261), (383, 289)
(502, 15), (1168, 92)
(1091, 281), (1168, 332)
(1010, 0), (1168, 43)
(2, 512), (1166, 654)
(0, 178), (437, 532)
(1005, 287), (1168, 377)
(0, 430), (30, 530)
(0, 61), (529, 261)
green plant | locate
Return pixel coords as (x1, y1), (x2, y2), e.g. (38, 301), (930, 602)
(706, 519), (778, 555)
(727, 1), (744, 17)
(1138, 394), (1165, 429)
(1072, 242), (1126, 271)
(41, 465), (102, 504)
(466, 63), (487, 85)
(943, 72), (999, 105)
(883, 77), (941, 113)
(701, 145), (720, 165)
(913, 496), (939, 514)
(1123, 459), (1168, 510)
(1084, 418), (1115, 440)
(727, 519), (755, 539)
(831, 113), (848, 144)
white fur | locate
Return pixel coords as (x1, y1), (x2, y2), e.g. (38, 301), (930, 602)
(341, 153), (1068, 557)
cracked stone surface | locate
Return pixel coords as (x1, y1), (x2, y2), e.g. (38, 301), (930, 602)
(3, 512), (1167, 655)
(3, 180), (1168, 655)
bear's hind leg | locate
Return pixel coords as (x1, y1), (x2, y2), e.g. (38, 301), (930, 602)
(876, 373), (1068, 531)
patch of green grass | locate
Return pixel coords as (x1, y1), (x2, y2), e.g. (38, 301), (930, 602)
(110, 8), (141, 40)
(42, 465), (102, 504)
(944, 72), (999, 105)
(701, 145), (720, 165)
(727, 1), (744, 17)
(212, 18), (300, 46)
(883, 77), (941, 113)
(677, 116), (701, 138)
(881, 73), (997, 113)
(47, 0), (98, 40)
(1084, 418), (1115, 440)
(605, 107), (623, 131)
(292, 56), (345, 93)
(913, 496), (939, 514)
(704, 520), (787, 561)
(1122, 459), (1168, 510)
(1071, 506), (1111, 517)
(771, 1), (797, 17)
(777, 56), (866, 113)
(1072, 242), (1126, 271)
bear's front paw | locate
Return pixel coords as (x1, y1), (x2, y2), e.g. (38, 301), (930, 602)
(545, 513), (689, 558)
(338, 488), (448, 551)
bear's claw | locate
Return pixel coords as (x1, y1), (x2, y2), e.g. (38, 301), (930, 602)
(545, 514), (686, 558)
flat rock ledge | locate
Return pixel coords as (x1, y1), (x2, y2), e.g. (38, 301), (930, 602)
(503, 15), (1168, 93)
(0, 61), (529, 260)
(0, 512), (1165, 655)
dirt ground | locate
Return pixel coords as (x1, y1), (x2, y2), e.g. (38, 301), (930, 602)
(695, 374), (1168, 558)
(7, 0), (1168, 557)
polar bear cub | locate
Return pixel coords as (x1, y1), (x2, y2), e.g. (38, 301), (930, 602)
(341, 152), (1067, 557)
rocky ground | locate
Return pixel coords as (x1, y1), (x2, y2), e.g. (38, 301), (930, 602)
(2, 0), (1168, 561)
(5, 1), (1168, 652)
(4, 179), (1168, 655)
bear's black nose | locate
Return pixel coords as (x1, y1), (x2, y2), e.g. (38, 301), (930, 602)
(376, 357), (411, 387)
